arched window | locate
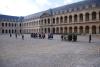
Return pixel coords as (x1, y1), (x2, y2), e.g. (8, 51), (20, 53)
(53, 28), (55, 34)
(64, 16), (67, 23)
(56, 27), (59, 34)
(74, 14), (78, 22)
(85, 26), (89, 34)
(79, 26), (83, 34)
(9, 23), (11, 27)
(69, 15), (72, 23)
(48, 18), (50, 24)
(53, 18), (55, 24)
(5, 23), (7, 27)
(92, 12), (96, 20)
(48, 28), (50, 33)
(44, 19), (46, 25)
(60, 16), (63, 23)
(85, 13), (89, 21)
(2, 23), (4, 27)
(56, 17), (59, 24)
(5, 30), (8, 33)
(2, 29), (4, 33)
(79, 13), (83, 22)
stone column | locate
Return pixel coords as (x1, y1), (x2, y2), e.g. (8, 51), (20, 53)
(97, 12), (99, 21)
(96, 26), (99, 34)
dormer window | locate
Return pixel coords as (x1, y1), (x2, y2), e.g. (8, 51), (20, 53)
(85, 5), (89, 9)
(74, 8), (77, 11)
(69, 8), (72, 12)
(92, 4), (96, 8)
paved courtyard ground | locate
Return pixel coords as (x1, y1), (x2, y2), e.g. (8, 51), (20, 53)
(0, 34), (100, 67)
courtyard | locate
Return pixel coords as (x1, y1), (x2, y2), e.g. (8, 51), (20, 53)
(0, 34), (100, 67)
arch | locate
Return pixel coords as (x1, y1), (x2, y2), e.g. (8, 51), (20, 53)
(74, 14), (78, 22)
(69, 27), (72, 33)
(53, 18), (55, 24)
(74, 26), (78, 33)
(60, 16), (63, 23)
(79, 13), (83, 22)
(60, 27), (63, 34)
(85, 26), (89, 34)
(56, 17), (59, 24)
(12, 23), (13, 27)
(64, 16), (67, 23)
(5, 29), (8, 33)
(9, 23), (11, 27)
(85, 12), (89, 21)
(92, 25), (96, 34)
(92, 11), (96, 20)
(9, 30), (11, 33)
(53, 28), (55, 34)
(48, 28), (50, 33)
(48, 18), (50, 24)
(2, 29), (4, 33)
(64, 27), (67, 34)
(5, 23), (7, 27)
(79, 26), (83, 34)
(69, 15), (72, 23)
(44, 19), (47, 25)
(56, 27), (59, 34)
(2, 23), (4, 27)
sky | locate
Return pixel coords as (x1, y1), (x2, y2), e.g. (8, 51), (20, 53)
(0, 0), (83, 16)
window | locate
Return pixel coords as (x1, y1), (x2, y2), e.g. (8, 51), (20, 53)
(92, 12), (96, 20)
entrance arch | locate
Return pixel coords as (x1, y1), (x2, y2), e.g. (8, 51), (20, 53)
(92, 25), (96, 34)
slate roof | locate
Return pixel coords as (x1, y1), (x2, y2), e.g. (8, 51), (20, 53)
(24, 0), (100, 20)
(0, 14), (24, 22)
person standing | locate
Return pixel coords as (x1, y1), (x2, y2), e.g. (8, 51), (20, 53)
(89, 34), (91, 43)
(10, 33), (12, 37)
(22, 34), (24, 40)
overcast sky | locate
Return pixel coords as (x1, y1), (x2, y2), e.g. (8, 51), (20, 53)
(0, 0), (83, 16)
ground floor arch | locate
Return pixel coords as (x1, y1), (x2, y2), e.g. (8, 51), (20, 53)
(92, 25), (96, 34)
(85, 26), (89, 34)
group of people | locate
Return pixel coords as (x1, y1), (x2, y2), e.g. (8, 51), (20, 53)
(10, 33), (24, 40)
(31, 33), (54, 39)
(61, 33), (77, 42)
(31, 33), (45, 39)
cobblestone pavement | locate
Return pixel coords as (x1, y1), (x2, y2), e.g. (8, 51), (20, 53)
(0, 34), (100, 67)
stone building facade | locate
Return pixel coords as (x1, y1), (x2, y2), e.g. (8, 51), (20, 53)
(23, 0), (100, 35)
(0, 0), (100, 35)
(0, 15), (23, 34)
